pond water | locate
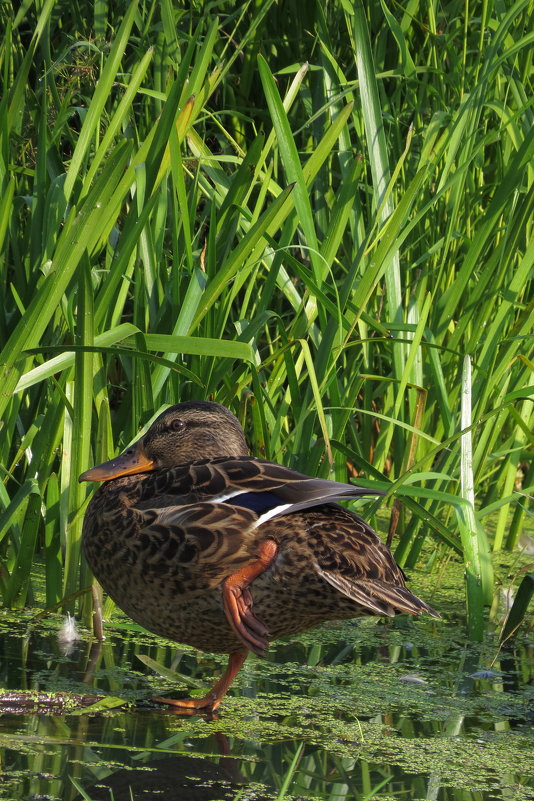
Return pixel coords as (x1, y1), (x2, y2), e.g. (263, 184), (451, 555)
(0, 563), (532, 801)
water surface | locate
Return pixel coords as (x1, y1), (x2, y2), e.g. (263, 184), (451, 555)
(0, 565), (532, 801)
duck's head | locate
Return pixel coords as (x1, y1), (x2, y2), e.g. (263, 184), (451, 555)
(79, 401), (248, 482)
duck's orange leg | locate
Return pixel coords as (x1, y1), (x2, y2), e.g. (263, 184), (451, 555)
(154, 650), (248, 714)
(222, 539), (278, 656)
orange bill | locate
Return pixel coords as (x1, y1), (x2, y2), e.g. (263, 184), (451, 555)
(79, 443), (155, 482)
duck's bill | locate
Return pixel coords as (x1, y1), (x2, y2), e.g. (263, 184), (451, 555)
(79, 445), (155, 482)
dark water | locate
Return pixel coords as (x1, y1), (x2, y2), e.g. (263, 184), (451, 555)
(0, 582), (532, 801)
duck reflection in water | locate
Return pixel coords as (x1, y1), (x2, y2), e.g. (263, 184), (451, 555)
(73, 742), (263, 801)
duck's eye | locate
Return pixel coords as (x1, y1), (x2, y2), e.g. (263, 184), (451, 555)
(170, 418), (185, 432)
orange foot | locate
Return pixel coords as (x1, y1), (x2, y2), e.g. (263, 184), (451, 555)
(222, 539), (278, 656)
(153, 650), (248, 715)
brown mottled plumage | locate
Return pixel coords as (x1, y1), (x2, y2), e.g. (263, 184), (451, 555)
(80, 401), (438, 713)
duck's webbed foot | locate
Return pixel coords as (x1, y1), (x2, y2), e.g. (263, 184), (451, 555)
(222, 539), (278, 656)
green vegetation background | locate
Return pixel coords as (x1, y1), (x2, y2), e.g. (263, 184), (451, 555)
(0, 0), (531, 639)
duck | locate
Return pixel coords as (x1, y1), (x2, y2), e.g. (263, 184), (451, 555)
(80, 400), (438, 713)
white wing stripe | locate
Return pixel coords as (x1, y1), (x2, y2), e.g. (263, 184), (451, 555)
(212, 489), (248, 503)
(253, 503), (293, 528)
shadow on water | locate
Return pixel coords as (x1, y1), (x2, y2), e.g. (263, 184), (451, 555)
(0, 567), (532, 801)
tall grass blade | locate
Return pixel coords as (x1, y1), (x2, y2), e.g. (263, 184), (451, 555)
(457, 356), (494, 640)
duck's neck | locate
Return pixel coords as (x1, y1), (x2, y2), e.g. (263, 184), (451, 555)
(93, 473), (149, 509)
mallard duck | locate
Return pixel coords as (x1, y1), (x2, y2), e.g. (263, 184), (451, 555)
(80, 401), (438, 713)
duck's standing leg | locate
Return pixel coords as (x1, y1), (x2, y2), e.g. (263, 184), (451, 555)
(222, 539), (278, 656)
(155, 650), (248, 714)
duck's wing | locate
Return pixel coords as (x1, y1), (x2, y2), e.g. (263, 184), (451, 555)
(151, 456), (384, 522)
(130, 456), (388, 600)
(307, 506), (440, 619)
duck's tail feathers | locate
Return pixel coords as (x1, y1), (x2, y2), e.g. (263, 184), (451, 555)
(315, 565), (441, 619)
